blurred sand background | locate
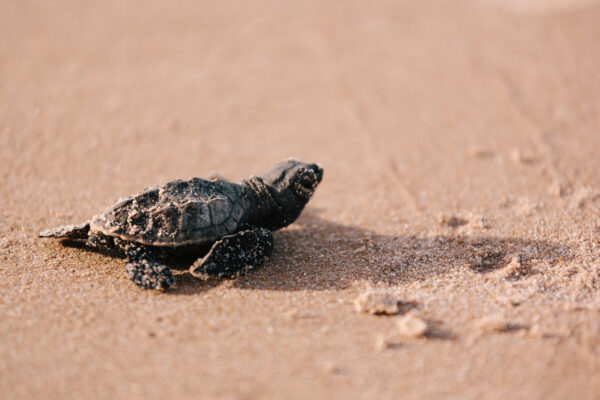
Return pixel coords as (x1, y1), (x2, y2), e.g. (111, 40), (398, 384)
(1, 0), (600, 398)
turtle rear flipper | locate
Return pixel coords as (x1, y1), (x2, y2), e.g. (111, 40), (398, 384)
(125, 243), (174, 290)
(38, 222), (90, 240)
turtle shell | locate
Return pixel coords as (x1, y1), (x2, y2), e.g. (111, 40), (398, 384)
(90, 178), (248, 246)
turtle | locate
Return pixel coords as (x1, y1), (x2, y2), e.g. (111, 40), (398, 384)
(39, 159), (323, 290)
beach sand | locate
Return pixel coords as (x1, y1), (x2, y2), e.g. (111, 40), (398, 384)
(2, 0), (600, 398)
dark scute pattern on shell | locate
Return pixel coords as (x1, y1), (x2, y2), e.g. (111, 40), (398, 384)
(135, 188), (159, 209)
(93, 178), (247, 246)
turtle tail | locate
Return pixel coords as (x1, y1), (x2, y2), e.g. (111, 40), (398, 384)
(39, 222), (90, 240)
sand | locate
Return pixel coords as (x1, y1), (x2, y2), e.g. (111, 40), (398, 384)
(2, 0), (600, 398)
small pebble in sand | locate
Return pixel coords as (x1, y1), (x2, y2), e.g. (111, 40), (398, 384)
(285, 309), (315, 320)
(498, 255), (529, 280)
(374, 334), (393, 351)
(438, 214), (468, 228)
(474, 314), (509, 334)
(548, 180), (567, 197)
(510, 149), (524, 163)
(321, 361), (343, 375)
(510, 149), (535, 164)
(355, 289), (400, 315)
(438, 213), (489, 233)
(395, 312), (428, 338)
(467, 146), (494, 158)
(528, 324), (546, 339)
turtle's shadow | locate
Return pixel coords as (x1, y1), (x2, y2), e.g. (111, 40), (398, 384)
(58, 211), (571, 295)
(173, 211), (571, 295)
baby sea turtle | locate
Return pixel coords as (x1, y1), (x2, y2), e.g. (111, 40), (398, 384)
(39, 159), (323, 290)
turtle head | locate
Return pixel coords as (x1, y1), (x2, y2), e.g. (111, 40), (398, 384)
(257, 159), (323, 229)
(262, 159), (323, 201)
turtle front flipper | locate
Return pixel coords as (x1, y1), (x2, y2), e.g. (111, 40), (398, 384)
(190, 227), (274, 278)
(125, 243), (174, 290)
(38, 222), (90, 240)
